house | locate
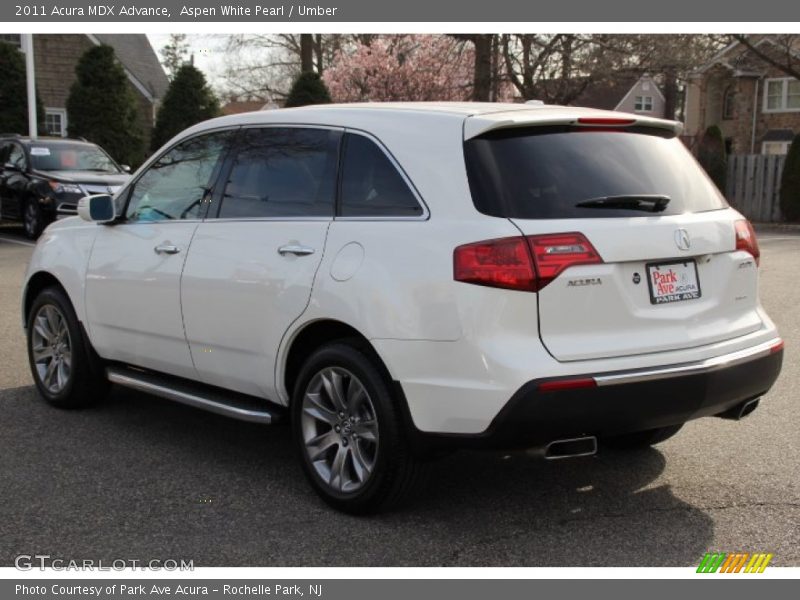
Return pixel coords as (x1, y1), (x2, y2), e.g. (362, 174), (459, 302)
(684, 36), (800, 155)
(572, 73), (669, 118)
(0, 34), (169, 147)
(221, 99), (269, 115)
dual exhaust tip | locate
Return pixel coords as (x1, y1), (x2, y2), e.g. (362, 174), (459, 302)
(535, 398), (761, 460)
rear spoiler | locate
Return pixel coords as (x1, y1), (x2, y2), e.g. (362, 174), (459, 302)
(464, 109), (683, 140)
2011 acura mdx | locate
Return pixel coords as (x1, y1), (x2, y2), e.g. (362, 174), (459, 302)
(21, 103), (783, 513)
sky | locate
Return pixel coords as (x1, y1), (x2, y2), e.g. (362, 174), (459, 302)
(147, 34), (229, 89)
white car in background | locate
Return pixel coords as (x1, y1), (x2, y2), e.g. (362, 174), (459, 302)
(21, 103), (783, 513)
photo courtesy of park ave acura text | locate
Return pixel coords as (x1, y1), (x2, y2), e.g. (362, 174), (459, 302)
(0, 26), (798, 569)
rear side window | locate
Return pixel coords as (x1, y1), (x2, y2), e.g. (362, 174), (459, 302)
(339, 133), (423, 218)
(464, 126), (728, 219)
(217, 127), (340, 219)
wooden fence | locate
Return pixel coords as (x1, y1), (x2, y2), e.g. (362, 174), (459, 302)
(725, 154), (786, 222)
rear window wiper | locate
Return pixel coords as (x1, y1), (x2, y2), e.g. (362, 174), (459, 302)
(575, 194), (671, 212)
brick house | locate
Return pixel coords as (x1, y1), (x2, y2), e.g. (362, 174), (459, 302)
(0, 34), (169, 148)
(684, 37), (800, 155)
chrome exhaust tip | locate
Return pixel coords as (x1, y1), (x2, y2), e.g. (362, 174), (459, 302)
(541, 436), (598, 460)
(717, 397), (760, 420)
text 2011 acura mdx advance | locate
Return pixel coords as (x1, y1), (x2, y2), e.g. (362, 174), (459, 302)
(22, 103), (783, 513)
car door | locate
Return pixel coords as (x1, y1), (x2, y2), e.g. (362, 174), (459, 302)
(181, 126), (341, 399)
(85, 130), (234, 380)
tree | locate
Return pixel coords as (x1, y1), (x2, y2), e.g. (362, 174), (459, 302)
(284, 71), (332, 108)
(66, 45), (145, 167)
(160, 33), (190, 80)
(300, 34), (314, 73)
(731, 34), (800, 80)
(697, 125), (728, 192)
(323, 35), (478, 102)
(152, 63), (219, 150)
(0, 42), (44, 135)
(779, 134), (800, 222)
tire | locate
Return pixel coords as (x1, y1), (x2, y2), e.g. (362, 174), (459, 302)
(291, 341), (425, 514)
(602, 424), (683, 450)
(26, 286), (108, 408)
(23, 199), (45, 239)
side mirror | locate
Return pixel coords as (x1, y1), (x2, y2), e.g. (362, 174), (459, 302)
(77, 194), (115, 223)
(120, 164), (131, 173)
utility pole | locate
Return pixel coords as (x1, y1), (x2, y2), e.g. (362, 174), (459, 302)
(23, 34), (37, 139)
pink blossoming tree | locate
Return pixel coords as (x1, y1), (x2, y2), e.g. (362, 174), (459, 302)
(323, 35), (477, 102)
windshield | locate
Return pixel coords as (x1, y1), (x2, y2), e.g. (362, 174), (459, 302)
(28, 143), (121, 174)
(464, 126), (728, 219)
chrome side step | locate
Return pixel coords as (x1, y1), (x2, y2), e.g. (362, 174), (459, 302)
(106, 366), (281, 424)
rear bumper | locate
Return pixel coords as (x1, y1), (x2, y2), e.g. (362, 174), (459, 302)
(411, 338), (784, 450)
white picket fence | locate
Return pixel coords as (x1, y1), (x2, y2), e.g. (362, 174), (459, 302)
(725, 154), (786, 222)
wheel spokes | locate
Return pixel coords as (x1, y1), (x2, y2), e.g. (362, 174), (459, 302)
(306, 429), (339, 461)
(303, 392), (338, 425)
(353, 418), (378, 443)
(329, 444), (348, 491)
(301, 366), (380, 493)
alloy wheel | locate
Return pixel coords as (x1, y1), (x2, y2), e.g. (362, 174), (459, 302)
(31, 304), (73, 394)
(300, 367), (379, 493)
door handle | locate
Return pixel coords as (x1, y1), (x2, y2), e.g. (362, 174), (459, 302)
(278, 244), (315, 257)
(154, 244), (181, 255)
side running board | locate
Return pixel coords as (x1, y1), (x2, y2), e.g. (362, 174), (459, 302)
(106, 366), (281, 424)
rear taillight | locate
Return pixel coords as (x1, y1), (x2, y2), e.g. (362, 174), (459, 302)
(526, 233), (603, 290)
(453, 237), (536, 291)
(454, 232), (602, 292)
(734, 219), (760, 266)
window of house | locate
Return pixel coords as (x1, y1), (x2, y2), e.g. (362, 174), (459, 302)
(634, 96), (653, 112)
(764, 78), (800, 112)
(217, 127), (340, 219)
(44, 109), (67, 137)
(0, 35), (21, 48)
(762, 141), (791, 155)
(722, 87), (736, 120)
(339, 133), (425, 218)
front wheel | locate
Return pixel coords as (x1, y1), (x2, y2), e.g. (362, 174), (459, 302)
(26, 286), (108, 408)
(23, 199), (46, 239)
(291, 342), (424, 514)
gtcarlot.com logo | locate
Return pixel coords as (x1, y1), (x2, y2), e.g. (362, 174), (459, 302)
(14, 554), (194, 571)
(697, 552), (773, 573)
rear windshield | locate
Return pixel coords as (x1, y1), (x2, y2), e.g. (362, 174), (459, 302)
(464, 126), (728, 219)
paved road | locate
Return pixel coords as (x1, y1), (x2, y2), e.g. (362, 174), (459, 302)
(0, 225), (798, 567)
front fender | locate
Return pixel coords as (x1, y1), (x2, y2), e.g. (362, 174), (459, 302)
(22, 218), (100, 330)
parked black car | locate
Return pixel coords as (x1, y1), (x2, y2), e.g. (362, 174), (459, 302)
(0, 135), (131, 238)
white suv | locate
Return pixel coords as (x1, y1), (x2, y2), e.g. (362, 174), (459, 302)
(22, 103), (783, 513)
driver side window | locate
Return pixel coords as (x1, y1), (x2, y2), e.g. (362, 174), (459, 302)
(126, 131), (232, 223)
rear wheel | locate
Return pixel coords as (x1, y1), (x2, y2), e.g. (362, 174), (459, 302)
(603, 424), (683, 450)
(23, 200), (45, 239)
(26, 286), (108, 408)
(292, 342), (424, 514)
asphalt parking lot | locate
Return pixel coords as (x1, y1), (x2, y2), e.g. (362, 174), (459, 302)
(0, 224), (798, 567)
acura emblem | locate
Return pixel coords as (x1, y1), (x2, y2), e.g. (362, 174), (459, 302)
(674, 229), (691, 251)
